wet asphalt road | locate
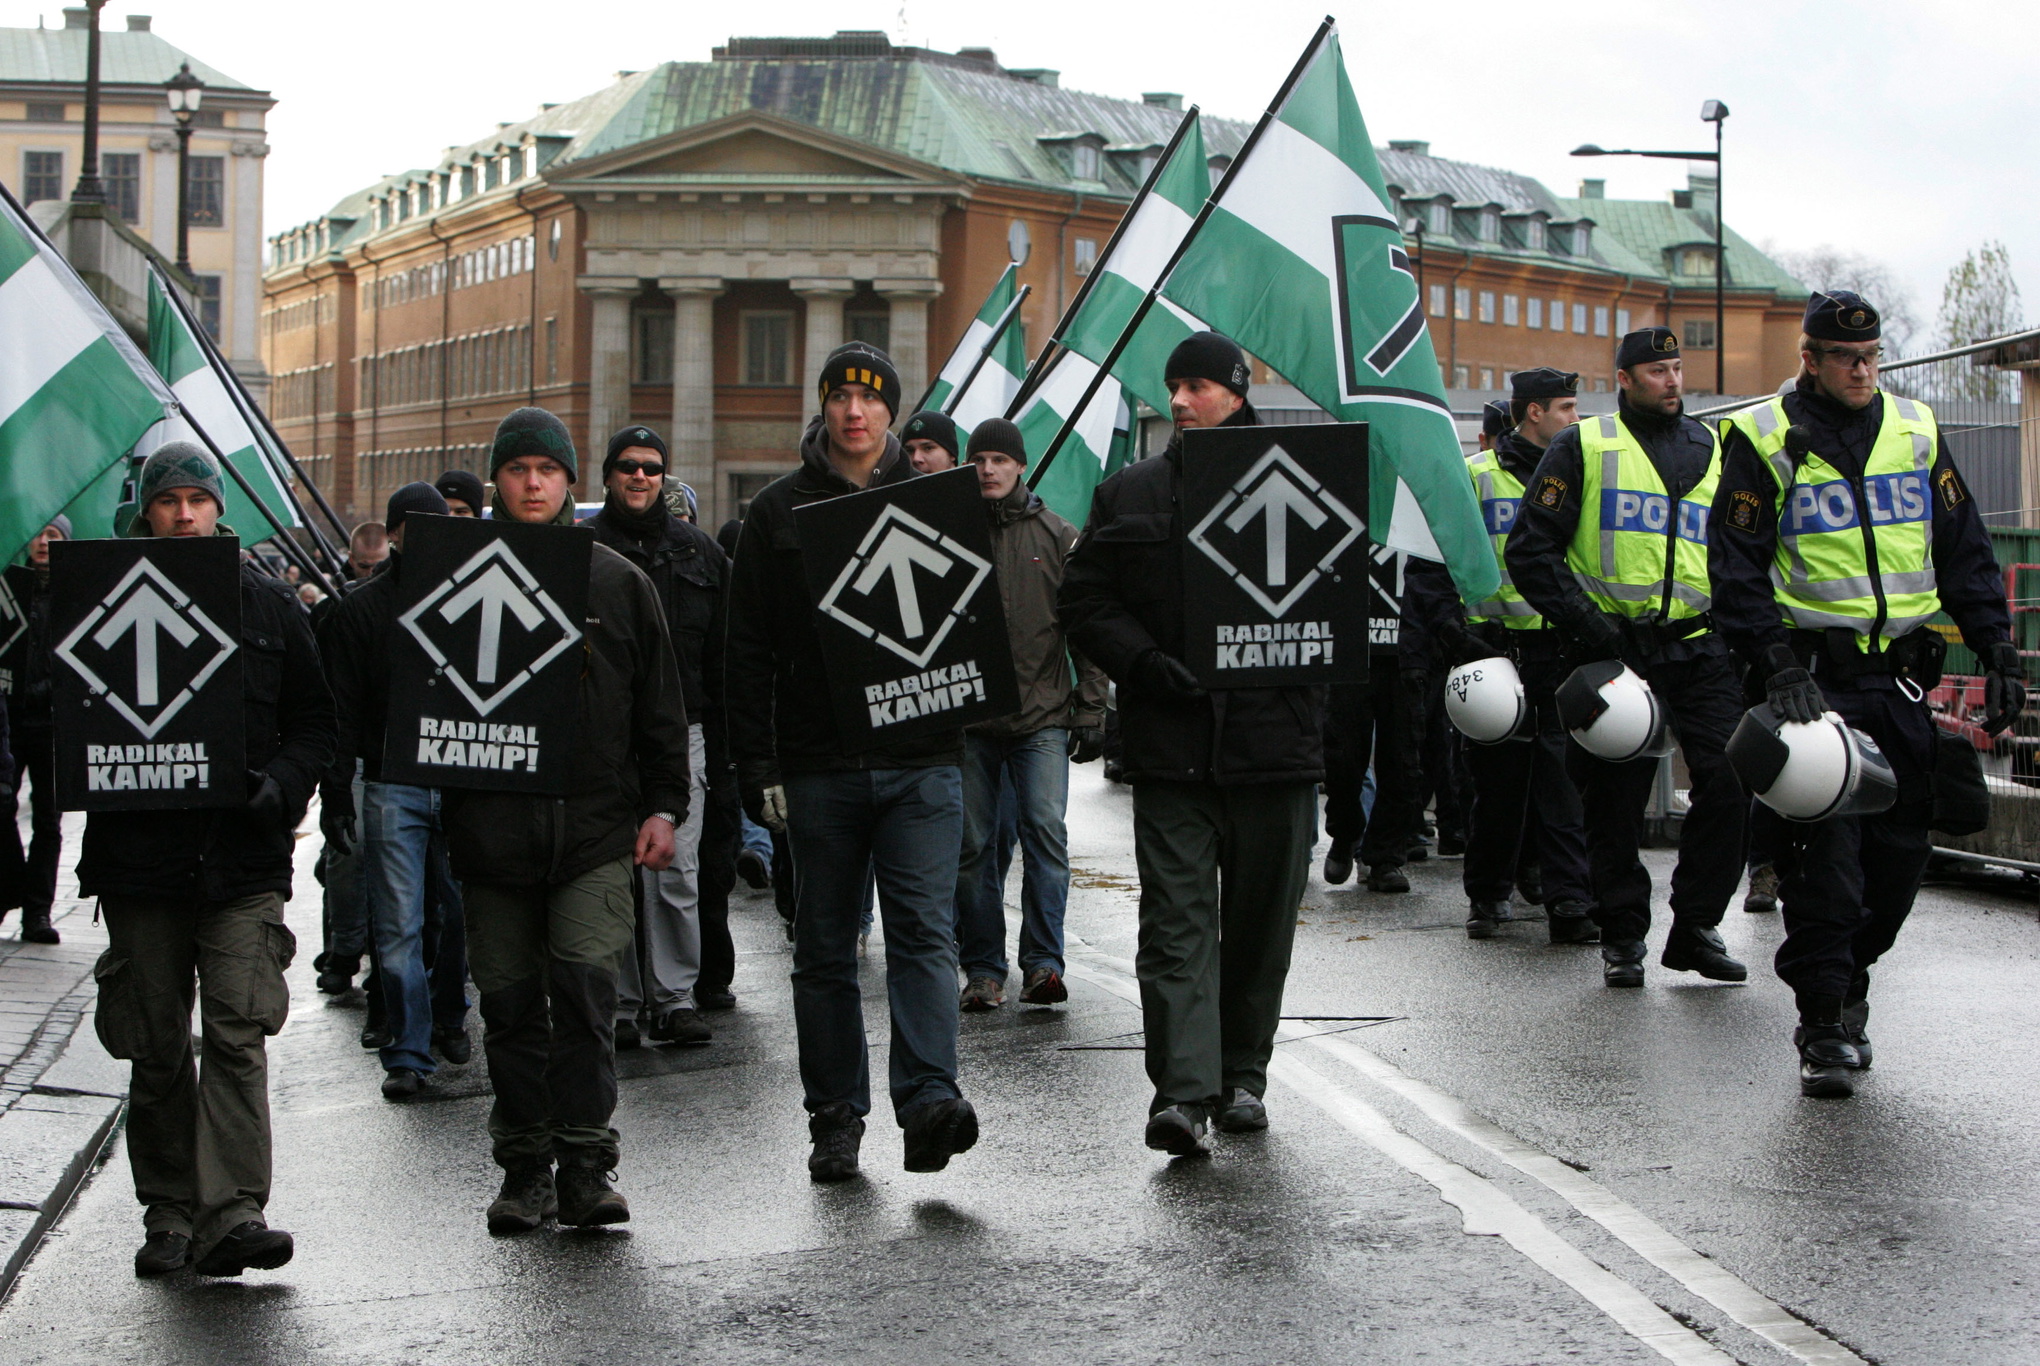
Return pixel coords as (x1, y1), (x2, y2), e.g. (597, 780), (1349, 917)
(1, 768), (2036, 1365)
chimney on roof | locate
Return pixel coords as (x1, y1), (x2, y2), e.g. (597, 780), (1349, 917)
(1686, 169), (1718, 232)
(63, 7), (91, 28)
(1579, 178), (1604, 199)
(1143, 92), (1183, 111)
(1009, 68), (1059, 88)
(1386, 139), (1430, 157)
(125, 14), (151, 30)
(956, 46), (998, 67)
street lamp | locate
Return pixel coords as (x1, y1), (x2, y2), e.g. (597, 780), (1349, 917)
(164, 62), (204, 274)
(1572, 100), (1730, 394)
(69, 0), (107, 204)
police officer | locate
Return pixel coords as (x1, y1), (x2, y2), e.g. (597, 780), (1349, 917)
(1505, 329), (1749, 987)
(1711, 290), (2021, 1097)
(1413, 368), (1597, 943)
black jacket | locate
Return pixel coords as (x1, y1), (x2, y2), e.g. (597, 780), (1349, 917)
(0, 563), (57, 732)
(1710, 376), (2011, 666)
(724, 419), (963, 796)
(1505, 394), (1725, 663)
(78, 558), (338, 903)
(583, 499), (727, 723)
(1058, 407), (1326, 786)
(315, 554), (406, 789)
(441, 540), (692, 887)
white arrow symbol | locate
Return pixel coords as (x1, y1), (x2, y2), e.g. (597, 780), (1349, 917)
(851, 529), (953, 640)
(92, 584), (199, 708)
(439, 562), (547, 685)
(1225, 471), (1329, 587)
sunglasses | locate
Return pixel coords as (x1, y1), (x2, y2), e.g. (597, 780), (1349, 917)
(613, 459), (665, 478)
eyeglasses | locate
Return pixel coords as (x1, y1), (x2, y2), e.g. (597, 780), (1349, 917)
(613, 460), (665, 478)
(1817, 347), (1881, 370)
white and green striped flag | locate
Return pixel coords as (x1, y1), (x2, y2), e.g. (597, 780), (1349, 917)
(1017, 351), (1133, 524)
(1160, 22), (1498, 602)
(0, 188), (175, 560)
(922, 263), (1026, 430)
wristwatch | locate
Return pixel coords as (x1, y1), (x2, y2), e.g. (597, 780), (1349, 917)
(650, 811), (679, 827)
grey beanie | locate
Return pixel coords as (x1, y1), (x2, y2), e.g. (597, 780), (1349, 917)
(127, 441), (224, 535)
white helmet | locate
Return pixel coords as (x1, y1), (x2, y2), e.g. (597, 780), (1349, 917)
(1727, 703), (1898, 822)
(1444, 656), (1531, 745)
(1557, 661), (1675, 762)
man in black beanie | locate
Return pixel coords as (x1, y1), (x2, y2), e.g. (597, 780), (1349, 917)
(439, 407), (692, 1231)
(1060, 330), (1323, 1155)
(0, 514), (71, 943)
(435, 468), (486, 518)
(902, 409), (961, 473)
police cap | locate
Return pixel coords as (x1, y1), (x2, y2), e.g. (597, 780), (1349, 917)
(1616, 327), (1680, 370)
(1802, 289), (1880, 343)
(1510, 367), (1580, 402)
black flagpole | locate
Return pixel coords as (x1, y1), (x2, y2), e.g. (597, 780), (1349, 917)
(938, 285), (1031, 417)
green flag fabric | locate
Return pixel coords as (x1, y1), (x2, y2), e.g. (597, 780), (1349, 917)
(924, 264), (1025, 431)
(0, 191), (174, 561)
(1017, 351), (1133, 525)
(1159, 24), (1498, 602)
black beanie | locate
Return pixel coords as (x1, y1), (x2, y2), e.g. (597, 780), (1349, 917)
(386, 481), (449, 533)
(966, 417), (1027, 464)
(490, 406), (578, 480)
(603, 424), (668, 479)
(900, 410), (961, 462)
(817, 342), (902, 416)
(1615, 327), (1680, 371)
(1164, 330), (1251, 398)
(434, 468), (486, 516)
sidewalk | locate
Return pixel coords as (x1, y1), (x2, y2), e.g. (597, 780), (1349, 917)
(0, 814), (125, 1299)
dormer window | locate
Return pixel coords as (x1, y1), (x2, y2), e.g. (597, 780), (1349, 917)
(1572, 222), (1593, 256)
(1478, 207), (1500, 243)
(1072, 143), (1099, 180)
(1676, 245), (1714, 276)
(1426, 199), (1451, 235)
(1526, 216), (1546, 250)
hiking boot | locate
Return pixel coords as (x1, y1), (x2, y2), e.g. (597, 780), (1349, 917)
(959, 975), (1005, 1012)
(1322, 842), (1355, 886)
(1215, 1088), (1268, 1133)
(193, 1222), (294, 1277)
(1602, 940), (1646, 988)
(433, 1027), (473, 1065)
(380, 1068), (424, 1101)
(1546, 899), (1601, 944)
(614, 1018), (641, 1051)
(134, 1231), (190, 1276)
(486, 1166), (556, 1234)
(556, 1166), (630, 1226)
(650, 1006), (712, 1045)
(1144, 1103), (1210, 1157)
(1366, 863), (1410, 893)
(20, 908), (58, 944)
(808, 1102), (865, 1182)
(901, 1097), (980, 1173)
(1019, 967), (1068, 1005)
(1743, 862), (1781, 913)
(1660, 923), (1748, 981)
(736, 848), (772, 889)
(1466, 899), (1509, 939)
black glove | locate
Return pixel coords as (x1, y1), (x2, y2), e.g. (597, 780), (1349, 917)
(1446, 623), (1491, 667)
(1983, 640), (2028, 737)
(1572, 613), (1627, 664)
(1068, 726), (1106, 764)
(1762, 644), (1826, 725)
(247, 769), (288, 826)
(1131, 649), (1206, 701)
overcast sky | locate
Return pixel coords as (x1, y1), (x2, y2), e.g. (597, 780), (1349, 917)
(43, 0), (2037, 343)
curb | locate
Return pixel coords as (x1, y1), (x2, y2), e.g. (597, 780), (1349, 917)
(0, 1096), (123, 1302)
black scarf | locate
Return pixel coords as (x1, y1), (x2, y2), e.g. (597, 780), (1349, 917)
(601, 489), (669, 546)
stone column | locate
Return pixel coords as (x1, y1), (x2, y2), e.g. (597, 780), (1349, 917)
(661, 276), (724, 520)
(875, 279), (943, 414)
(228, 140), (271, 384)
(792, 278), (854, 395)
(578, 276), (639, 469)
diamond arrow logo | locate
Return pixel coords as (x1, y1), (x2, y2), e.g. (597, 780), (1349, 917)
(55, 557), (239, 739)
(1188, 444), (1365, 619)
(398, 539), (583, 716)
(438, 561), (546, 686)
(818, 504), (991, 668)
(93, 583), (199, 707)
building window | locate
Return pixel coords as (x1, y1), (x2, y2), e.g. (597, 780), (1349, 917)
(25, 102), (63, 123)
(1427, 200), (1451, 235)
(193, 109), (226, 129)
(548, 219), (561, 262)
(22, 151), (62, 204)
(1549, 299), (1564, 331)
(1478, 209), (1499, 243)
(545, 316), (558, 384)
(730, 471), (777, 520)
(1526, 218), (1545, 250)
(1594, 306), (1610, 337)
(1478, 291), (1496, 324)
(1072, 144), (1100, 180)
(194, 275), (222, 340)
(1526, 297), (1542, 330)
(1616, 308), (1631, 336)
(1679, 246), (1714, 277)
(742, 311), (794, 386)
(635, 310), (673, 384)
(1572, 303), (1588, 334)
(1683, 319), (1717, 350)
(1479, 367), (1494, 390)
(846, 308), (890, 355)
(1451, 364), (1471, 388)
(1428, 283), (1447, 317)
(102, 152), (140, 223)
(185, 156), (224, 227)
(1073, 238), (1098, 276)
(1594, 377), (1609, 392)
(1503, 294), (1519, 326)
(1454, 287), (1471, 321)
(1573, 224), (1593, 256)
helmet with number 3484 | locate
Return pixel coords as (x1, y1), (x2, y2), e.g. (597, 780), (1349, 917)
(1444, 656), (1532, 745)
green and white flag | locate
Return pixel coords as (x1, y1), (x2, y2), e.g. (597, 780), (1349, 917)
(0, 188), (175, 560)
(1017, 351), (1133, 525)
(923, 264), (1026, 431)
(1160, 22), (1498, 601)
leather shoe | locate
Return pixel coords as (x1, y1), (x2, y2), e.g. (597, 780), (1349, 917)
(649, 1006), (712, 1045)
(1143, 1103), (1209, 1157)
(1842, 994), (1872, 1069)
(433, 1027), (473, 1065)
(1602, 940), (1646, 988)
(1366, 863), (1410, 893)
(134, 1230), (190, 1276)
(1795, 1024), (1860, 1098)
(902, 1097), (979, 1173)
(381, 1068), (423, 1100)
(1322, 843), (1355, 885)
(1215, 1088), (1268, 1133)
(1546, 899), (1600, 944)
(1466, 900), (1509, 939)
(1660, 924), (1747, 981)
(613, 1019), (641, 1051)
(696, 987), (738, 1011)
(193, 1222), (293, 1277)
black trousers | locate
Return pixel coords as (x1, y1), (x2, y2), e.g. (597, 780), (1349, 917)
(696, 780), (740, 996)
(1415, 674), (1471, 842)
(1463, 666), (1591, 906)
(1, 727), (58, 913)
(1322, 666), (1424, 866)
(1773, 680), (1937, 1009)
(1569, 651), (1748, 944)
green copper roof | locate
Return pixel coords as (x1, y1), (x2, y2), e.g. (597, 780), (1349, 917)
(1555, 194), (1807, 297)
(0, 24), (258, 92)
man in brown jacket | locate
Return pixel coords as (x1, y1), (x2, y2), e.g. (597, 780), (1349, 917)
(955, 419), (1108, 1010)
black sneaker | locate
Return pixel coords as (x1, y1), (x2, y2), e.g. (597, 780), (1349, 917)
(486, 1166), (556, 1234)
(1322, 843), (1355, 885)
(696, 987), (738, 1011)
(433, 1027), (473, 1065)
(134, 1230), (190, 1276)
(736, 848), (772, 890)
(614, 1019), (642, 1051)
(1466, 900), (1508, 939)
(649, 1006), (713, 1045)
(381, 1068), (424, 1101)
(901, 1097), (979, 1173)
(1660, 924), (1747, 981)
(193, 1222), (294, 1277)
(1143, 1103), (1209, 1157)
(1365, 863), (1410, 893)
(555, 1166), (630, 1226)
(1215, 1088), (1268, 1133)
(808, 1102), (865, 1182)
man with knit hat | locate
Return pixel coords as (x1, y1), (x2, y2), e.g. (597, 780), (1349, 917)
(954, 418), (1106, 1013)
(438, 407), (693, 1232)
(434, 468), (486, 518)
(586, 425), (732, 1047)
(82, 440), (336, 1278)
(901, 409), (962, 473)
(0, 514), (72, 943)
(726, 342), (981, 1182)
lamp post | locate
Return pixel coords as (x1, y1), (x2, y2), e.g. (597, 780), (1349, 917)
(69, 0), (107, 203)
(1572, 99), (1729, 394)
(164, 62), (204, 274)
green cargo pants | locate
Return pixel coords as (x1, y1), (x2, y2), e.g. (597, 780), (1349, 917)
(1130, 780), (1315, 1114)
(95, 892), (293, 1253)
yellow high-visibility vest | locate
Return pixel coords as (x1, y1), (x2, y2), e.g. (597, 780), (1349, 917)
(1465, 449), (1542, 629)
(1566, 412), (1721, 625)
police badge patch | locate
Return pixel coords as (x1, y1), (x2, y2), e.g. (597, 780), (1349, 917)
(1727, 489), (1763, 533)
(1936, 466), (1967, 511)
(1533, 475), (1567, 509)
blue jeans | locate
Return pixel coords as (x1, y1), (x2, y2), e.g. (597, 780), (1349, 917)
(956, 729), (1070, 981)
(739, 811), (774, 863)
(363, 782), (466, 1075)
(785, 766), (963, 1121)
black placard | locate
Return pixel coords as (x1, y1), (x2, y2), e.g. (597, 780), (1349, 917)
(0, 567), (30, 698)
(795, 466), (1020, 751)
(50, 537), (246, 811)
(1367, 543), (1406, 652)
(1181, 422), (1371, 687)
(380, 515), (591, 794)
